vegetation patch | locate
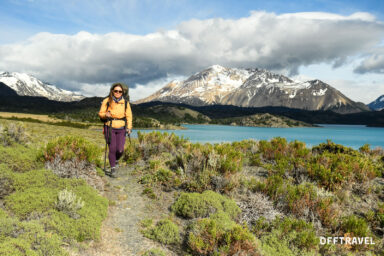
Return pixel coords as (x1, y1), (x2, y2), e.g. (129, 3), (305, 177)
(40, 135), (104, 190)
(171, 190), (241, 219)
(141, 218), (181, 245)
(4, 169), (108, 242)
(187, 211), (259, 256)
(142, 248), (167, 256)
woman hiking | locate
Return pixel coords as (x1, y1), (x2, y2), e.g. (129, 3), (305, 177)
(99, 82), (132, 177)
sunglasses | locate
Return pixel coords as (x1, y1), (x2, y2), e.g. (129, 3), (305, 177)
(113, 90), (123, 93)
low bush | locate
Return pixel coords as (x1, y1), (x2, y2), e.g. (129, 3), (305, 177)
(214, 143), (244, 174)
(312, 140), (356, 155)
(4, 169), (108, 242)
(341, 215), (370, 237)
(40, 135), (102, 165)
(142, 218), (181, 245)
(0, 217), (67, 256)
(143, 248), (167, 256)
(137, 131), (189, 159)
(0, 144), (43, 172)
(256, 217), (319, 254)
(171, 190), (241, 219)
(187, 211), (259, 256)
(307, 152), (380, 191)
(378, 203), (384, 228)
(0, 166), (14, 198)
(40, 136), (104, 190)
(0, 122), (29, 146)
(123, 138), (141, 164)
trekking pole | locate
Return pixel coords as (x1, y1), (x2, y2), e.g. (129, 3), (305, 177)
(103, 117), (112, 174)
(103, 135), (108, 173)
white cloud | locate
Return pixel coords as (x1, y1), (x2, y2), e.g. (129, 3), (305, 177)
(354, 47), (384, 74)
(0, 11), (383, 97)
(323, 79), (384, 104)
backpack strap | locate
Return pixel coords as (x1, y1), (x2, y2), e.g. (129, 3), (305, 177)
(124, 99), (128, 131)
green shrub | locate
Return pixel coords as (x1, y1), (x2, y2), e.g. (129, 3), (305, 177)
(171, 190), (241, 219)
(183, 168), (216, 193)
(307, 152), (380, 191)
(40, 135), (102, 166)
(257, 217), (319, 254)
(259, 175), (284, 200)
(315, 197), (339, 229)
(137, 131), (189, 159)
(257, 138), (310, 176)
(214, 143), (244, 174)
(4, 169), (108, 242)
(143, 248), (167, 256)
(187, 212), (258, 255)
(6, 186), (57, 219)
(378, 203), (384, 228)
(142, 187), (157, 199)
(284, 182), (318, 218)
(0, 218), (67, 256)
(123, 139), (141, 164)
(0, 166), (14, 198)
(0, 122), (29, 146)
(341, 215), (370, 237)
(142, 218), (181, 245)
(313, 140), (355, 155)
(0, 237), (38, 256)
(0, 144), (43, 172)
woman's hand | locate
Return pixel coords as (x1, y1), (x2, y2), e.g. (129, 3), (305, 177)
(105, 111), (112, 118)
(127, 129), (132, 135)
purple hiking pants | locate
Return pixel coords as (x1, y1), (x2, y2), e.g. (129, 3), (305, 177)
(104, 126), (126, 168)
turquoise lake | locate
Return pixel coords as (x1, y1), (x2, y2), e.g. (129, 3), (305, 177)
(131, 124), (384, 149)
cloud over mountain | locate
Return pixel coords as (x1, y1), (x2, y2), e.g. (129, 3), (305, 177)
(0, 11), (383, 94)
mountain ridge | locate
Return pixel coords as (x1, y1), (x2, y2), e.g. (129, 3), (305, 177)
(135, 65), (370, 114)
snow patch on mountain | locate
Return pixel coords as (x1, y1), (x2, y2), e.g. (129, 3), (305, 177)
(0, 72), (84, 102)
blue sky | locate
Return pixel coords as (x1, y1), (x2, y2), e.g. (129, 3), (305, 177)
(1, 0), (383, 41)
(0, 0), (384, 103)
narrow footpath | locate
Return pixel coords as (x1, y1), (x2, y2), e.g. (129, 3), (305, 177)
(71, 165), (176, 256)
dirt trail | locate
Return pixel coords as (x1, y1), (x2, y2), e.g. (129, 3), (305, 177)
(72, 165), (175, 256)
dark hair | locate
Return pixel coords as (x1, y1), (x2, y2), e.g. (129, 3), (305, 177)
(108, 83), (125, 105)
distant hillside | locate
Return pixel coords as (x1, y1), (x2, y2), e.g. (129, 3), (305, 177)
(0, 82), (18, 96)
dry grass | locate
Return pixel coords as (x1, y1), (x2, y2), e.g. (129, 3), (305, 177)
(0, 111), (61, 122)
(0, 119), (105, 147)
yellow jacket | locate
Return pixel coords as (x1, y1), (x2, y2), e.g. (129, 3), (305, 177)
(99, 97), (133, 129)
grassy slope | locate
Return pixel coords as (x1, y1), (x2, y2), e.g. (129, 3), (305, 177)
(0, 119), (108, 255)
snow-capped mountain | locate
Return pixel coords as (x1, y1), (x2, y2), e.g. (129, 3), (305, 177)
(368, 95), (384, 111)
(0, 72), (84, 102)
(135, 65), (369, 113)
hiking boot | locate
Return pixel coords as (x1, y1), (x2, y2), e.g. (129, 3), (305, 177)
(104, 168), (111, 176)
(109, 167), (117, 178)
(115, 160), (120, 169)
